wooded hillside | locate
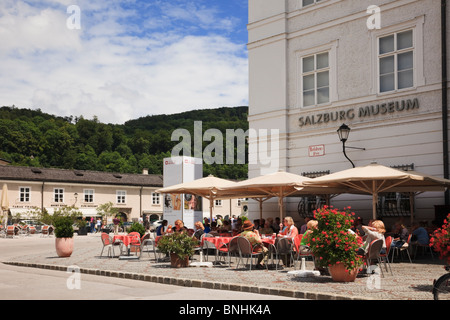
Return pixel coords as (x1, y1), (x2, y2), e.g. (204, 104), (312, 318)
(0, 106), (249, 180)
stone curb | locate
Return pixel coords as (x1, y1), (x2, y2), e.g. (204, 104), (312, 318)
(3, 261), (370, 300)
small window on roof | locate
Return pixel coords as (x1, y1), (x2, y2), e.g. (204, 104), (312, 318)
(31, 168), (42, 174)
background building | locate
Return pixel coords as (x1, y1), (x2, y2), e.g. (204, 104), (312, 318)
(248, 0), (450, 228)
(0, 165), (244, 224)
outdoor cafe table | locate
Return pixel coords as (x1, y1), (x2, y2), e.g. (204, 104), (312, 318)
(201, 236), (277, 249)
(202, 236), (233, 249)
(113, 234), (140, 256)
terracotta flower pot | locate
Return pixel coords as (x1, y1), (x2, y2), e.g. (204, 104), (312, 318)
(55, 237), (74, 257)
(170, 253), (189, 268)
(328, 263), (358, 282)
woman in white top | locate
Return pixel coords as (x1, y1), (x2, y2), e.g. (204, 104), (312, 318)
(277, 216), (299, 238)
(357, 220), (386, 255)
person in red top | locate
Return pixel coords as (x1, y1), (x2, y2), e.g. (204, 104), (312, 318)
(277, 216), (299, 239)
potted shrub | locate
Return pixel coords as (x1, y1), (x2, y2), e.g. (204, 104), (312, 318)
(305, 205), (363, 282)
(75, 219), (88, 236)
(128, 222), (145, 237)
(54, 215), (75, 257)
(157, 232), (199, 268)
(430, 213), (450, 265)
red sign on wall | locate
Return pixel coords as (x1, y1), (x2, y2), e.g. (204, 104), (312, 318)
(309, 145), (325, 157)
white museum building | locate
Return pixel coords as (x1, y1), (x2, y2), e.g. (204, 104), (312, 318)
(247, 0), (450, 227)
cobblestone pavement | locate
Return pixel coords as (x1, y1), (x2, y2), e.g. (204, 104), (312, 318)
(1, 234), (445, 300)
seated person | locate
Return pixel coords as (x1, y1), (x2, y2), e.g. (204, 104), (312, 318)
(277, 216), (299, 239)
(156, 220), (168, 236)
(260, 221), (274, 235)
(193, 221), (205, 241)
(218, 219), (232, 233)
(357, 220), (387, 256)
(239, 220), (269, 269)
(167, 219), (188, 234)
(411, 222), (430, 245)
(391, 222), (409, 248)
(299, 219), (318, 254)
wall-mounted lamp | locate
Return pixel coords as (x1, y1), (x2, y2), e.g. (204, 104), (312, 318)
(74, 192), (78, 206)
(337, 124), (366, 168)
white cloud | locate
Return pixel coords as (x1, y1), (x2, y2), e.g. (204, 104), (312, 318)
(0, 0), (248, 124)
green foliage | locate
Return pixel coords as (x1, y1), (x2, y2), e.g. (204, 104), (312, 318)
(157, 232), (199, 260)
(0, 106), (248, 180)
(96, 202), (119, 217)
(53, 216), (74, 238)
(127, 222), (146, 237)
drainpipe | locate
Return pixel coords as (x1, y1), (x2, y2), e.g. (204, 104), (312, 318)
(442, 0), (449, 205)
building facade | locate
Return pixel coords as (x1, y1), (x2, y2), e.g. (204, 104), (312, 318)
(0, 165), (245, 224)
(248, 0), (450, 227)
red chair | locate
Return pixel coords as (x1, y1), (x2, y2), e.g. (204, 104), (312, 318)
(100, 233), (117, 258)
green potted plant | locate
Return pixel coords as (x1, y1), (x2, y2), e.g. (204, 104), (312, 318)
(75, 219), (88, 236)
(157, 232), (199, 268)
(52, 206), (81, 257)
(128, 222), (145, 237)
(54, 215), (75, 257)
(305, 205), (363, 282)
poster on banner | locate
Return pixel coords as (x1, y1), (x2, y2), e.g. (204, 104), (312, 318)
(162, 156), (203, 229)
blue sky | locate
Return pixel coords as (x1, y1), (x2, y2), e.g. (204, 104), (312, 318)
(0, 0), (249, 124)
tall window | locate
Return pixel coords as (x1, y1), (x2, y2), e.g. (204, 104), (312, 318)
(116, 190), (126, 204)
(84, 189), (94, 203)
(302, 52), (329, 107)
(19, 187), (30, 202)
(54, 188), (64, 203)
(152, 192), (160, 205)
(378, 30), (414, 92)
(215, 200), (222, 206)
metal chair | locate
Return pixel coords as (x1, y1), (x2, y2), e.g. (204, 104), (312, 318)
(292, 234), (314, 270)
(100, 233), (116, 258)
(390, 234), (412, 263)
(138, 233), (152, 259)
(365, 239), (385, 277)
(6, 225), (17, 238)
(128, 232), (142, 257)
(216, 236), (239, 267)
(275, 237), (294, 270)
(236, 237), (266, 270)
(200, 233), (217, 261)
(413, 242), (434, 260)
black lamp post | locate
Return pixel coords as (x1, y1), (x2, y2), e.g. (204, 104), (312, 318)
(337, 124), (365, 168)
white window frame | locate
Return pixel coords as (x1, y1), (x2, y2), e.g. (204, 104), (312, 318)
(116, 190), (126, 204)
(84, 189), (94, 203)
(152, 192), (160, 205)
(19, 186), (31, 202)
(378, 30), (415, 93)
(54, 188), (64, 203)
(297, 40), (338, 109)
(215, 200), (222, 206)
(370, 16), (425, 95)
